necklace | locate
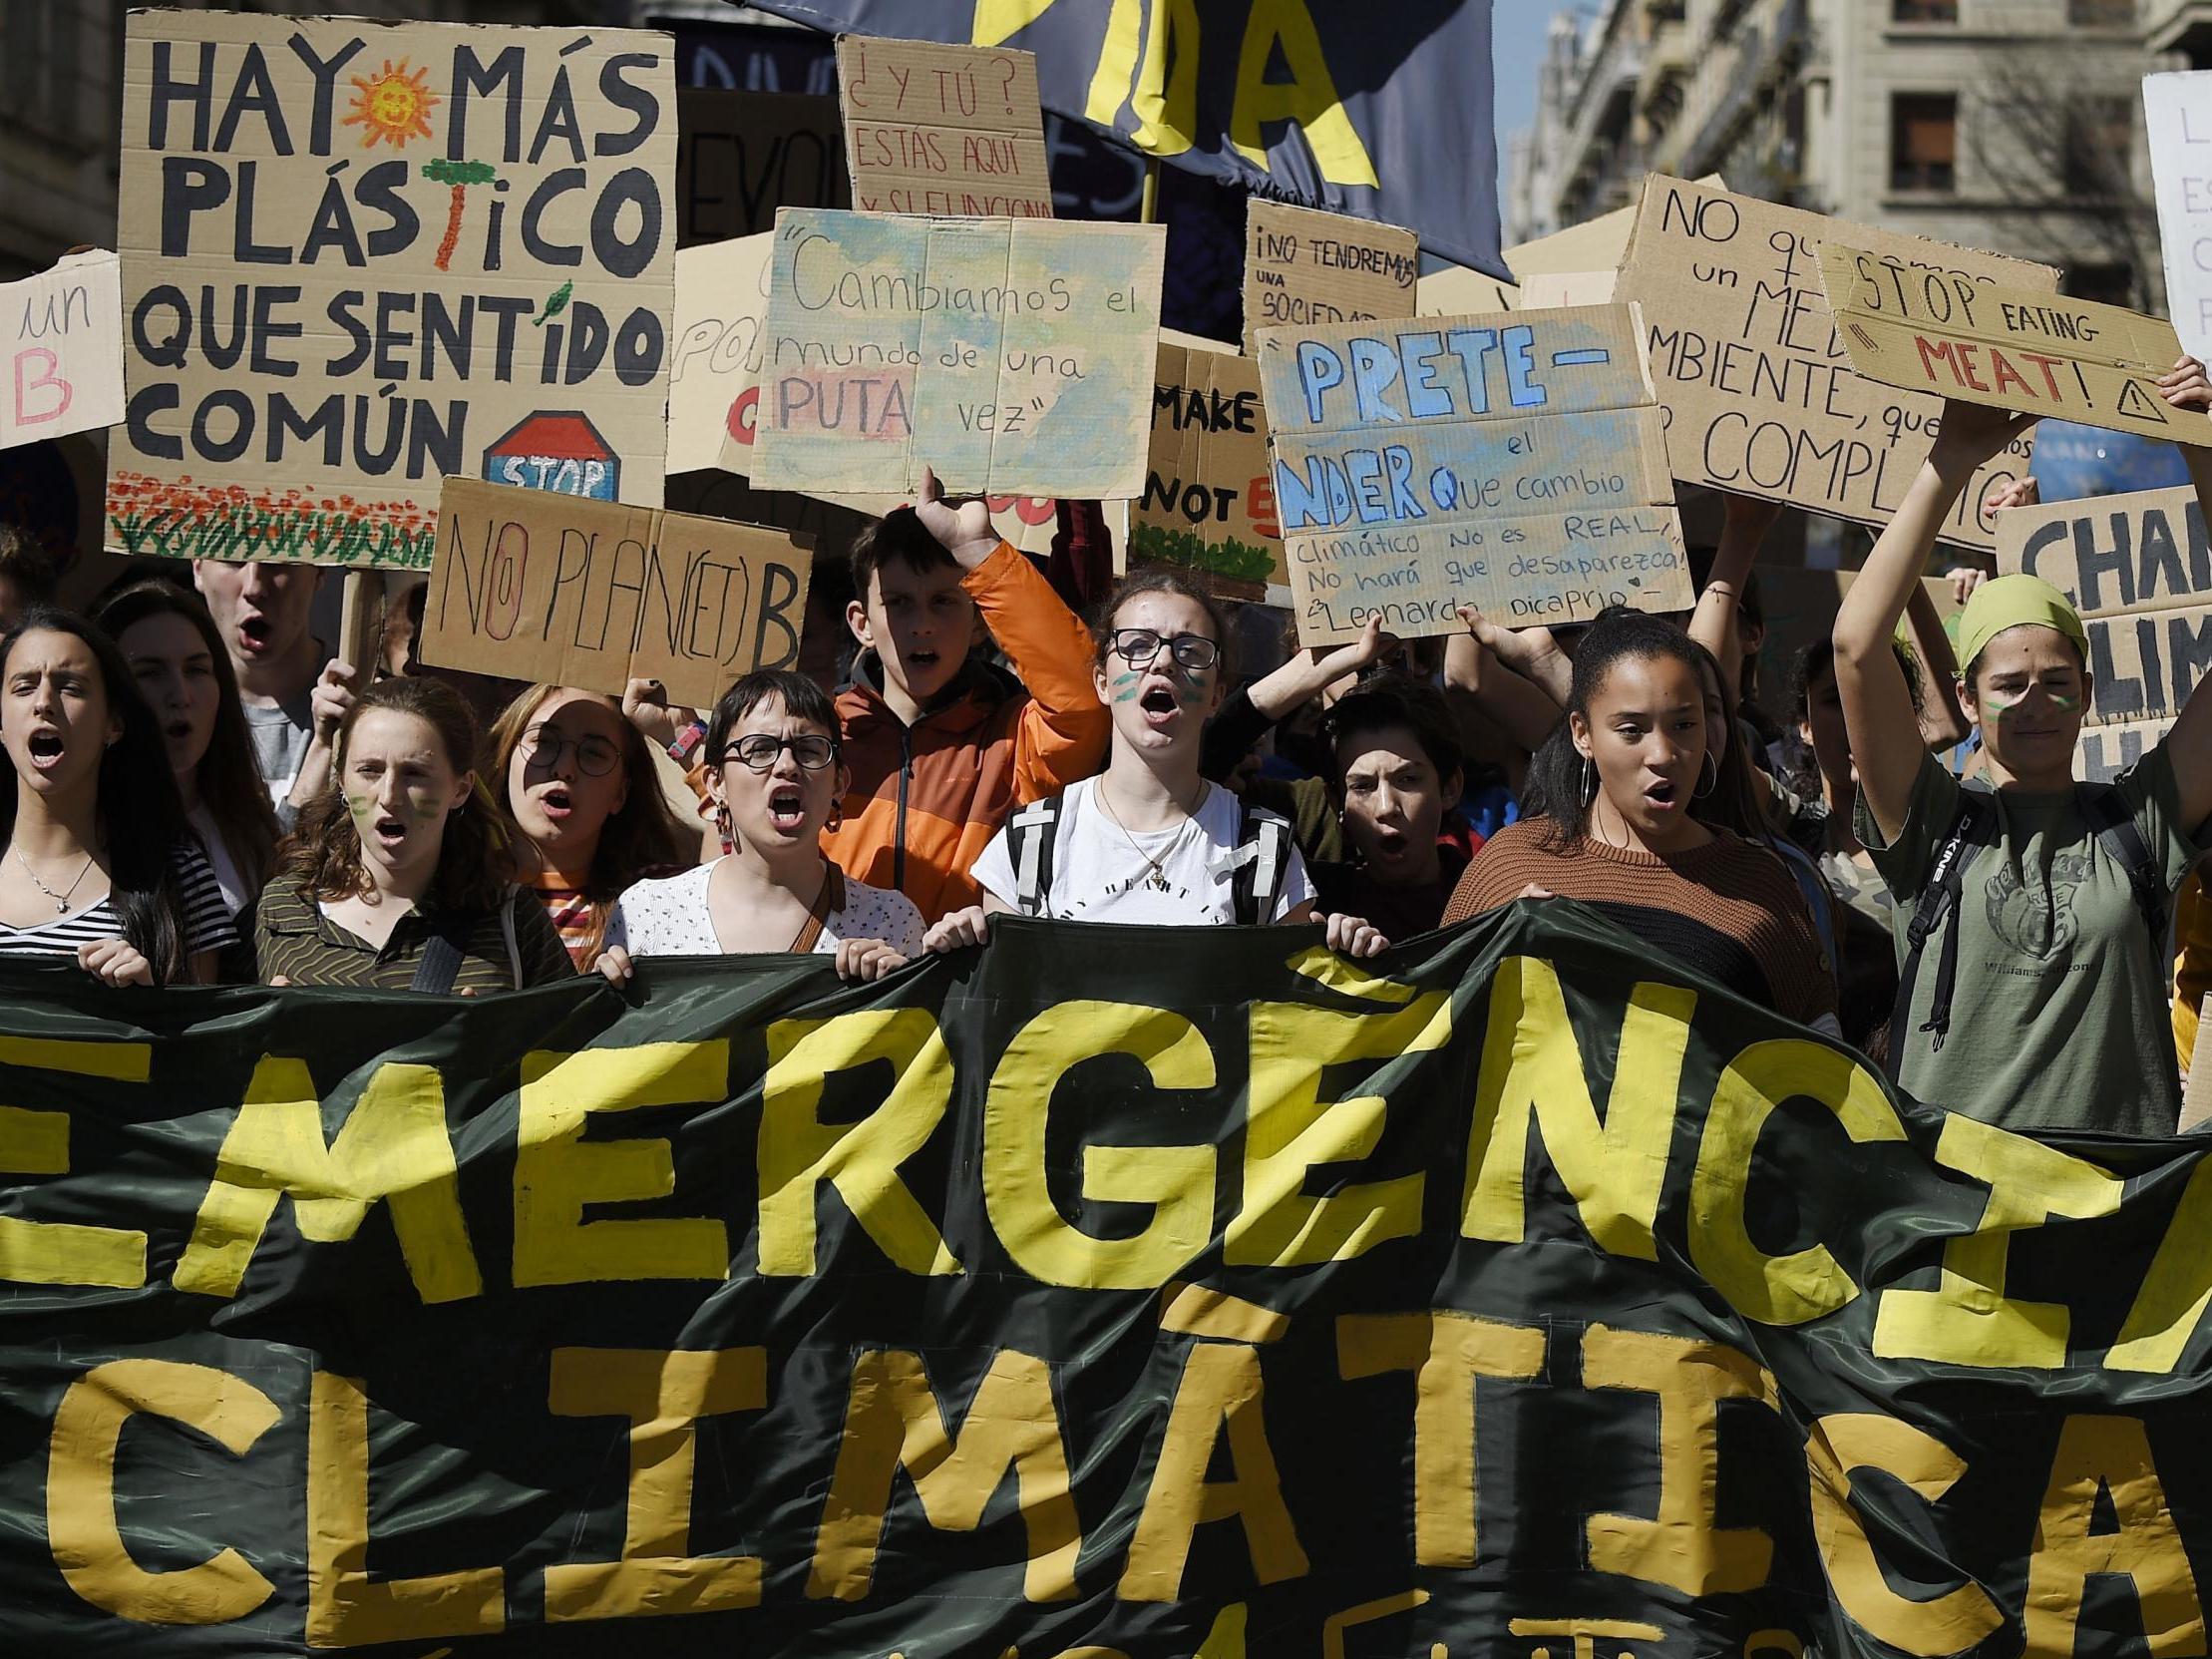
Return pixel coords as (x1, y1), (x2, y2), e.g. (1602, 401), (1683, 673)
(14, 846), (94, 915)
(1096, 778), (1206, 893)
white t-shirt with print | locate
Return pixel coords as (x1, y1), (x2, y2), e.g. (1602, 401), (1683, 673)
(968, 777), (1313, 926)
(604, 860), (925, 958)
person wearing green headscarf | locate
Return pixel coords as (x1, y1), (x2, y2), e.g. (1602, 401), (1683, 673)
(1832, 364), (2212, 1135)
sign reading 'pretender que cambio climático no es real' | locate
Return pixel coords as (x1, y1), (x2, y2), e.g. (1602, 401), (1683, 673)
(1257, 304), (1689, 645)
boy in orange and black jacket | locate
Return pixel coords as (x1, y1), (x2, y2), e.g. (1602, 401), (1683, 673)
(825, 472), (1110, 922)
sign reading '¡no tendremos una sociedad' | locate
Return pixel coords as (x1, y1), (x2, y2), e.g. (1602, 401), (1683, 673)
(1616, 176), (2050, 554)
(1999, 483), (2212, 783)
(419, 478), (810, 706)
(1258, 304), (1690, 646)
(1819, 242), (2192, 444)
(1243, 200), (1416, 354)
(108, 14), (676, 571)
(750, 207), (1165, 499)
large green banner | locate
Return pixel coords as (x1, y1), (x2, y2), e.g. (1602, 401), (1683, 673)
(1, 905), (2207, 1657)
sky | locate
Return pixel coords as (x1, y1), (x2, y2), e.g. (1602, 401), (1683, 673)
(1493, 1), (1595, 199)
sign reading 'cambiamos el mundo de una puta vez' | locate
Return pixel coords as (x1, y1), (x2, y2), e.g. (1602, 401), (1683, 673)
(108, 14), (677, 570)
(1257, 304), (1690, 646)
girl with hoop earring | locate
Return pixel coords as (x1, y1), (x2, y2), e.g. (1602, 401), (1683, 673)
(594, 670), (923, 985)
(1442, 610), (1840, 1034)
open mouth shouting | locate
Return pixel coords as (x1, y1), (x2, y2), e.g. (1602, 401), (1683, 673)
(369, 810), (409, 854)
(1137, 677), (1182, 730)
(24, 726), (66, 774)
(766, 781), (809, 832)
(235, 614), (274, 656)
(1643, 775), (1683, 814)
(537, 782), (574, 823)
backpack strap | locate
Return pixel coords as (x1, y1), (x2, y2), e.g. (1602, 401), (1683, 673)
(1229, 802), (1293, 926)
(2075, 783), (2167, 958)
(1005, 796), (1065, 918)
(500, 892), (523, 991)
(1888, 787), (1998, 1077)
(411, 906), (473, 996)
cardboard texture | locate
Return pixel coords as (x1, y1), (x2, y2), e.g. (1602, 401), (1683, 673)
(667, 234), (1091, 559)
(835, 36), (1052, 218)
(669, 232), (775, 476)
(1820, 241), (2191, 445)
(1415, 264), (1517, 315)
(2147, 71), (2212, 363)
(107, 14), (677, 570)
(1519, 270), (1619, 310)
(1136, 339), (1282, 593)
(1997, 483), (2212, 781)
(1, 250), (123, 449)
(420, 477), (811, 704)
(1244, 200), (1417, 352)
(752, 207), (1164, 498)
(675, 88), (847, 247)
(1256, 303), (1691, 645)
(1616, 176), (2053, 553)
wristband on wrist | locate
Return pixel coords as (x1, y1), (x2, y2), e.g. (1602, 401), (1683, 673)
(667, 719), (708, 765)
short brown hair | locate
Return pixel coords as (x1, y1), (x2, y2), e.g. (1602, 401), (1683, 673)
(283, 675), (522, 913)
(848, 508), (956, 608)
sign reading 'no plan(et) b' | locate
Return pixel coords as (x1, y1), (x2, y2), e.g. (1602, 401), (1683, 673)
(1255, 305), (1691, 646)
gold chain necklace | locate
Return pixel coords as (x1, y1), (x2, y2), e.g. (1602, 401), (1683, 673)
(1096, 778), (1207, 893)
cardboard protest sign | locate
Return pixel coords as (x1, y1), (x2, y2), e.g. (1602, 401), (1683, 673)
(420, 478), (810, 704)
(2147, 71), (2212, 363)
(836, 36), (1052, 217)
(1136, 336), (1282, 594)
(669, 232), (775, 475)
(108, 14), (677, 570)
(752, 207), (1164, 498)
(1998, 483), (2210, 781)
(1, 250), (123, 449)
(1819, 242), (2189, 445)
(1411, 176), (1726, 317)
(1245, 200), (1417, 352)
(1616, 176), (2052, 553)
(675, 88), (847, 247)
(1257, 304), (1690, 645)
(1518, 270), (1618, 310)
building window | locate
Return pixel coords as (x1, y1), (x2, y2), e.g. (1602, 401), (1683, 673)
(2063, 98), (2134, 197)
(1893, 0), (1958, 21)
(1891, 94), (1958, 192)
(2067, 0), (2134, 24)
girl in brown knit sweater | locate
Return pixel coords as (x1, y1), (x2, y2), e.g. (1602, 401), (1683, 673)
(1444, 612), (1838, 1033)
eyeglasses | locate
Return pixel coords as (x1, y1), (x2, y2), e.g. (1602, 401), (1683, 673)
(720, 733), (838, 772)
(1107, 628), (1220, 671)
(522, 726), (620, 777)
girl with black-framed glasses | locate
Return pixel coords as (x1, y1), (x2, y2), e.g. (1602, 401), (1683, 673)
(595, 669), (922, 984)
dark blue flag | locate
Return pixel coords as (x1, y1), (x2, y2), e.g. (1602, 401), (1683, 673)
(742, 0), (1506, 278)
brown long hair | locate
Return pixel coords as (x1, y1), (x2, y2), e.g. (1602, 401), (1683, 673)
(282, 675), (520, 912)
(487, 683), (691, 959)
(93, 581), (280, 898)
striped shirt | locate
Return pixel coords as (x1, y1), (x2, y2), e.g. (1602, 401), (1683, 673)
(1445, 820), (1838, 1029)
(0, 840), (236, 969)
(252, 880), (575, 993)
(525, 869), (599, 970)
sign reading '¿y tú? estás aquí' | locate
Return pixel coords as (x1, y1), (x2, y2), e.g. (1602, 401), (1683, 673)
(108, 14), (677, 570)
(1256, 304), (1691, 646)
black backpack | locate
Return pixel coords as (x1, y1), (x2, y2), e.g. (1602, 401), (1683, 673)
(1889, 782), (2163, 1078)
(1002, 790), (1293, 925)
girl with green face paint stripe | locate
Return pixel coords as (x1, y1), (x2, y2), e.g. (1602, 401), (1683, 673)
(1830, 367), (2212, 1138)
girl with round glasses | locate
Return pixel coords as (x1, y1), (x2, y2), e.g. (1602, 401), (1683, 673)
(935, 569), (1387, 948)
(488, 684), (694, 969)
(595, 669), (922, 984)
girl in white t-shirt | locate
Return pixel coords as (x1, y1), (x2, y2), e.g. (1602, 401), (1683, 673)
(596, 671), (922, 983)
(935, 570), (1381, 953)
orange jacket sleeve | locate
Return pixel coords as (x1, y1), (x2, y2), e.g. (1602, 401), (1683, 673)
(961, 541), (1110, 803)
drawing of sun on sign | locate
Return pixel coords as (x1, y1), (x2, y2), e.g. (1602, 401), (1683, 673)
(344, 59), (438, 150)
